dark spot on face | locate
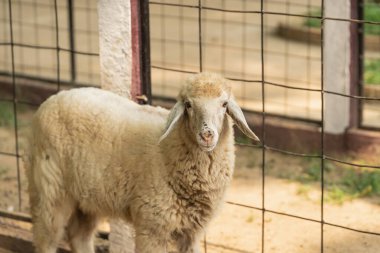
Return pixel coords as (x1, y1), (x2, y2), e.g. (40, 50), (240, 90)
(45, 155), (49, 160)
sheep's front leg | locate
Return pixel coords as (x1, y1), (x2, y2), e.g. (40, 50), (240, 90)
(174, 231), (201, 253)
(135, 232), (167, 253)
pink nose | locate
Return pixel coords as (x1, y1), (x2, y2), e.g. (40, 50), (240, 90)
(200, 130), (214, 142)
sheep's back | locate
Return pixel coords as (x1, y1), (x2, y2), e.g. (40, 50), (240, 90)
(28, 88), (168, 215)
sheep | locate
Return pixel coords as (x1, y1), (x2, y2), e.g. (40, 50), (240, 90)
(24, 72), (259, 253)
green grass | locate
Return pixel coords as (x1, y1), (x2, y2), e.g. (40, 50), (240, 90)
(325, 168), (380, 204)
(303, 9), (321, 29)
(0, 166), (10, 178)
(298, 158), (380, 204)
(236, 146), (379, 205)
(365, 59), (380, 85)
(341, 168), (380, 196)
(0, 102), (14, 128)
(364, 2), (380, 35)
(297, 157), (334, 183)
(235, 134), (253, 145)
(304, 3), (380, 35)
(303, 4), (380, 85)
(326, 186), (352, 204)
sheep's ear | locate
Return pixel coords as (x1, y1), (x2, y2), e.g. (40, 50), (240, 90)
(227, 98), (260, 142)
(159, 101), (185, 143)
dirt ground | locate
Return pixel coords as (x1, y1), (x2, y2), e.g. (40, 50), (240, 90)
(1, 116), (380, 253)
(207, 166), (380, 253)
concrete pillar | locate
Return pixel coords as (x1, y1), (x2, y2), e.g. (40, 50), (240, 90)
(324, 0), (351, 134)
(97, 0), (135, 252)
(98, 0), (132, 98)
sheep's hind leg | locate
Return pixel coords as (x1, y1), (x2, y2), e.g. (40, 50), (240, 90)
(67, 209), (99, 253)
(31, 201), (72, 253)
(29, 159), (73, 253)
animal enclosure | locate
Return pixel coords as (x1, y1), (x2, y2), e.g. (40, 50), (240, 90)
(0, 0), (380, 253)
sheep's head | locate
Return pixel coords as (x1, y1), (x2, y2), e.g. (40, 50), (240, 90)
(159, 73), (259, 151)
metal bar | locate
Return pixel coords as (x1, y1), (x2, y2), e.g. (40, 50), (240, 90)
(284, 0), (290, 117)
(7, 0), (22, 212)
(260, 0), (266, 252)
(0, 151), (21, 158)
(325, 156), (380, 169)
(67, 0), (76, 82)
(150, 66), (380, 100)
(150, 0), (322, 9)
(139, 0), (152, 104)
(148, 1), (380, 24)
(198, 0), (203, 72)
(159, 3), (167, 95)
(85, 0), (94, 83)
(0, 71), (97, 87)
(33, 0), (41, 76)
(349, 0), (361, 128)
(357, 0), (365, 128)
(0, 42), (99, 56)
(54, 0), (61, 92)
(197, 2), (206, 251)
(0, 210), (31, 223)
(320, 0), (325, 252)
(0, 210), (109, 240)
(240, 0), (247, 108)
(306, 0), (312, 119)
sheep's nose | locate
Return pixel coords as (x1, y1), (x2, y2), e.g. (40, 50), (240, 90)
(200, 130), (214, 142)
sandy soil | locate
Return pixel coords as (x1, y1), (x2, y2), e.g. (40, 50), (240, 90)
(206, 166), (380, 253)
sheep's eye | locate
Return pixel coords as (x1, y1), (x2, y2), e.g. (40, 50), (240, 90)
(222, 101), (228, 108)
(185, 101), (192, 109)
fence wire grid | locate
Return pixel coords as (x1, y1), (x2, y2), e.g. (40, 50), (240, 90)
(0, 0), (380, 253)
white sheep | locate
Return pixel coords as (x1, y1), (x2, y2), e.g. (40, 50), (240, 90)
(24, 72), (259, 253)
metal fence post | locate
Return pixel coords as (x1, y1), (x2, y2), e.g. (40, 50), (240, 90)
(131, 0), (151, 104)
(350, 0), (364, 128)
(67, 0), (76, 82)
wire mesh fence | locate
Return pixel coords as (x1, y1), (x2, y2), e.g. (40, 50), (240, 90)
(362, 0), (380, 128)
(0, 0), (380, 253)
(0, 0), (101, 215)
(149, 0), (380, 252)
(0, 0), (100, 87)
(150, 0), (323, 122)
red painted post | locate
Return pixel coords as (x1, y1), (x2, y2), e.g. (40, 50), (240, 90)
(349, 0), (363, 128)
(131, 0), (150, 104)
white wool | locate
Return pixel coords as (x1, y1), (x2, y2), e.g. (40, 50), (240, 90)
(24, 73), (257, 253)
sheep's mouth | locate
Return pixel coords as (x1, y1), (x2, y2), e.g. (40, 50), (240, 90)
(199, 143), (216, 152)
